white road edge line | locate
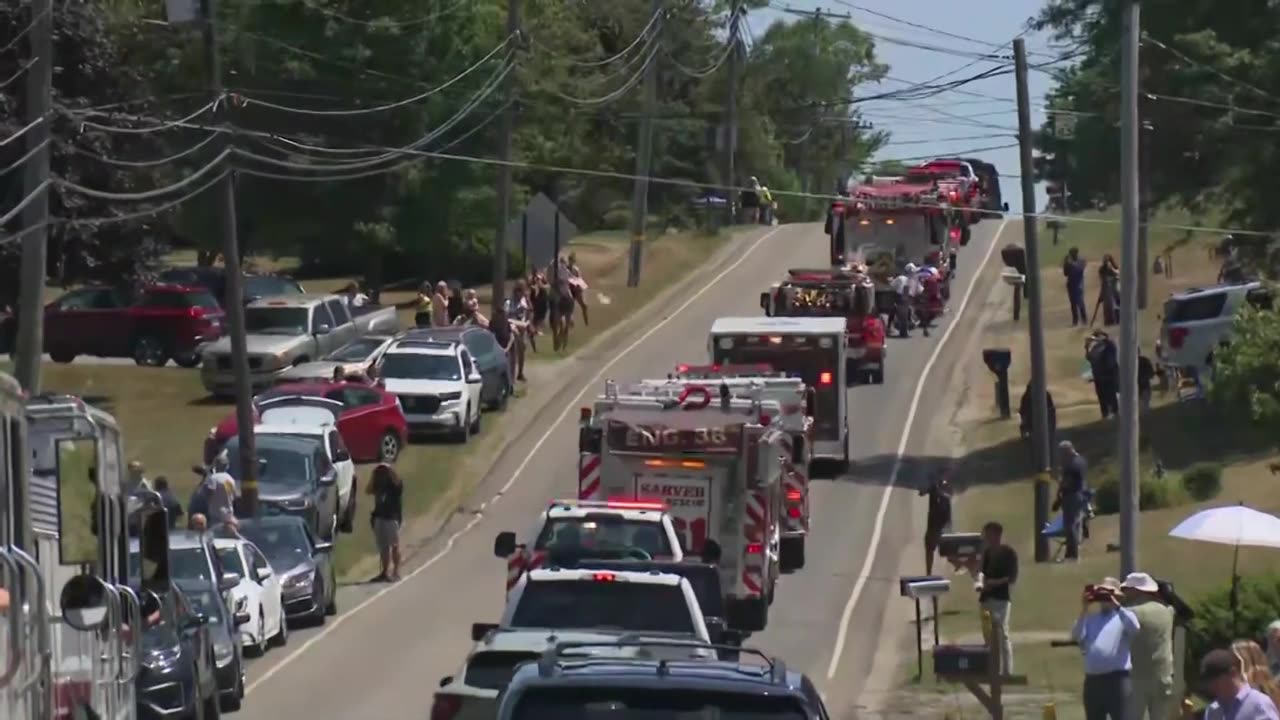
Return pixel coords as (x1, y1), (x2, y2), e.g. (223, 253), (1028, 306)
(824, 219), (1008, 681)
(246, 224), (786, 693)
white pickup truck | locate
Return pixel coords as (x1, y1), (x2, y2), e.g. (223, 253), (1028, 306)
(200, 294), (399, 396)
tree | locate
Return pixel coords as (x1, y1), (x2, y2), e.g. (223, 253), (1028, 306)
(1210, 305), (1280, 429)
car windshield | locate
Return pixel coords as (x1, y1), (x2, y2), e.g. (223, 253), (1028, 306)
(510, 580), (694, 635)
(245, 307), (309, 335)
(170, 547), (213, 584)
(181, 588), (224, 625)
(245, 276), (303, 299)
(533, 518), (672, 558)
(216, 547), (245, 577)
(379, 353), (461, 381)
(240, 524), (310, 570)
(511, 688), (808, 720)
(325, 338), (385, 362)
(141, 620), (179, 652)
(223, 437), (315, 488)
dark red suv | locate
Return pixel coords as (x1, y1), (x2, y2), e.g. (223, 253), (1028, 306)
(44, 284), (226, 367)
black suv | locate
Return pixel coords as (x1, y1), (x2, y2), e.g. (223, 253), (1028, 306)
(401, 326), (512, 411)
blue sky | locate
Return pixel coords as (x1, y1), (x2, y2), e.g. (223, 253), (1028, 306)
(749, 0), (1056, 213)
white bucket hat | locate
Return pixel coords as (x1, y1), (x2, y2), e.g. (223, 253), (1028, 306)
(1120, 572), (1159, 593)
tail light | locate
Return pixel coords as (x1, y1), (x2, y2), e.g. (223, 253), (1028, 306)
(949, 227), (962, 242)
(862, 317), (885, 346)
(759, 413), (772, 426)
(948, 191), (960, 203)
(787, 506), (802, 519)
(1168, 327), (1189, 349)
(676, 364), (690, 373)
(786, 489), (803, 502)
(746, 542), (763, 555)
(818, 371), (833, 386)
(188, 306), (206, 318)
(430, 694), (462, 720)
(592, 572), (617, 582)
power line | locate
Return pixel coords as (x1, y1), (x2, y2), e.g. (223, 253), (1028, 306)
(550, 41), (661, 106)
(1141, 33), (1276, 105)
(286, 0), (474, 30)
(0, 3), (51, 54)
(66, 133), (220, 168)
(529, 9), (664, 68)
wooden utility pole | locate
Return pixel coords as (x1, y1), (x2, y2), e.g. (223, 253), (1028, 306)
(626, 0), (661, 288)
(492, 0), (519, 312)
(722, 3), (740, 225)
(14, 0), (53, 394)
(1118, 0), (1142, 576)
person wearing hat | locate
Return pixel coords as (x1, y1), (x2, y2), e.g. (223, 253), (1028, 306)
(1200, 648), (1280, 720)
(127, 460), (152, 493)
(1071, 576), (1140, 720)
(1122, 572), (1176, 720)
(1056, 440), (1088, 560)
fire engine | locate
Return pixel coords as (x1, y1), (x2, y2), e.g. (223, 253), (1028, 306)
(576, 382), (789, 631)
(1, 381), (164, 720)
(760, 269), (886, 385)
(637, 365), (812, 570)
(825, 175), (947, 269)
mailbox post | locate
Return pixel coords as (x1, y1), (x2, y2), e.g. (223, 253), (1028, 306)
(982, 349), (1013, 419)
(900, 575), (951, 679)
(1000, 244), (1028, 321)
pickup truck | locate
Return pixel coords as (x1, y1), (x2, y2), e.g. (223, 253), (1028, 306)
(41, 284), (226, 367)
(200, 294), (399, 397)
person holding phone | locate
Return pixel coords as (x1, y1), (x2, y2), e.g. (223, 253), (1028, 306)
(1072, 577), (1141, 720)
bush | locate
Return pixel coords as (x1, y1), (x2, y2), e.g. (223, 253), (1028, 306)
(1093, 475), (1173, 515)
(1182, 463), (1225, 502)
(1185, 573), (1280, 687)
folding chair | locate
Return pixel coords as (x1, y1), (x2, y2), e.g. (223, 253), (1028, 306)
(1041, 515), (1068, 562)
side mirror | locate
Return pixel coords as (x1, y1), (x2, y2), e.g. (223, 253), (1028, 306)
(184, 614), (209, 631)
(493, 532), (517, 558)
(314, 324), (331, 336)
(234, 611), (251, 626)
(319, 470), (337, 486)
(705, 616), (726, 643)
(720, 629), (744, 646)
(255, 566), (273, 582)
(701, 539), (722, 564)
(313, 541), (334, 554)
(439, 676), (453, 688)
(759, 292), (770, 312)
(219, 572), (242, 592)
(471, 622), (498, 642)
(466, 372), (483, 385)
(60, 574), (111, 631)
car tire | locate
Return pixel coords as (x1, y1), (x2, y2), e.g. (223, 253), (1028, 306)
(378, 431), (401, 463)
(324, 587), (337, 616)
(49, 349), (76, 364)
(272, 605), (289, 646)
(219, 672), (242, 712)
(869, 368), (884, 385)
(310, 581), (328, 625)
(497, 377), (511, 410)
(453, 406), (471, 443)
(204, 682), (222, 720)
(339, 481), (356, 534)
(469, 405), (482, 435)
(174, 352), (201, 369)
(133, 336), (169, 367)
(246, 612), (266, 657)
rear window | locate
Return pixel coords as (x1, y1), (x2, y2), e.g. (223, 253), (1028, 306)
(463, 651), (539, 690)
(533, 517), (673, 558)
(511, 688), (808, 720)
(1164, 294), (1227, 323)
(511, 580), (694, 635)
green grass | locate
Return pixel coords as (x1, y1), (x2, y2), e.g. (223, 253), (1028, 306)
(56, 438), (99, 565)
(1036, 206), (1221, 270)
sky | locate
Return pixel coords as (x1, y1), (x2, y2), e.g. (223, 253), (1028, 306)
(749, 0), (1055, 214)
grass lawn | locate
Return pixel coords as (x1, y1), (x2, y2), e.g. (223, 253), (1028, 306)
(10, 227), (737, 580)
(886, 207), (1278, 719)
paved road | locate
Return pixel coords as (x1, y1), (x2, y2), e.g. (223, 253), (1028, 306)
(232, 219), (1011, 719)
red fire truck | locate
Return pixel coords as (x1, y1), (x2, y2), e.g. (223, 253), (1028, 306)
(760, 269), (886, 385)
(826, 177), (945, 268)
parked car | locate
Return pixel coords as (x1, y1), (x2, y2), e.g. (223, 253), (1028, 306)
(214, 533), (288, 656)
(254, 409), (358, 534)
(156, 266), (306, 307)
(223, 431), (342, 539)
(377, 338), (484, 442)
(1160, 280), (1273, 369)
(275, 334), (395, 383)
(177, 578), (248, 711)
(401, 325), (512, 410)
(199, 294), (400, 397)
(133, 581), (223, 719)
(204, 381), (407, 465)
(239, 515), (337, 624)
(43, 283), (225, 367)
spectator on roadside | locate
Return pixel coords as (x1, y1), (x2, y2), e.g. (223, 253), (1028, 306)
(1099, 254), (1120, 326)
(1200, 648), (1280, 720)
(491, 305), (515, 376)
(332, 366), (345, 383)
(1265, 620), (1280, 676)
(1018, 383), (1057, 448)
(189, 513), (208, 533)
(454, 294), (489, 328)
(970, 521), (1017, 675)
(153, 476), (184, 530)
(1138, 351), (1155, 412)
(412, 282), (433, 327)
(567, 252), (590, 327)
(341, 281), (369, 308)
(529, 272), (549, 339)
(1072, 577), (1139, 720)
(1087, 331), (1120, 418)
(127, 460), (152, 493)
(506, 280), (533, 379)
(742, 177), (761, 224)
(367, 463), (403, 582)
(1122, 572), (1176, 720)
(1232, 640), (1280, 709)
(447, 284), (465, 324)
(431, 281), (449, 327)
(1056, 440), (1088, 560)
(918, 469), (951, 575)
(550, 273), (576, 352)
(1064, 247), (1088, 326)
(190, 451), (237, 532)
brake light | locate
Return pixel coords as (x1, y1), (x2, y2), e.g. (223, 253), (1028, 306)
(788, 506), (802, 519)
(746, 543), (763, 555)
(430, 694), (462, 720)
(786, 489), (803, 502)
(1168, 327), (1189, 349)
(819, 371), (833, 386)
(768, 336), (783, 345)
(949, 227), (961, 242)
(759, 414), (772, 426)
(187, 306), (206, 318)
(676, 364), (690, 373)
(592, 572), (617, 582)
(949, 191), (960, 202)
(862, 317), (885, 346)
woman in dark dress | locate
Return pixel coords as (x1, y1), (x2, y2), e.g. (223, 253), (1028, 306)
(550, 276), (576, 352)
(530, 272), (549, 337)
(446, 284), (465, 324)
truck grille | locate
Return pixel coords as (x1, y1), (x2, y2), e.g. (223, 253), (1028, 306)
(400, 395), (440, 414)
(216, 356), (231, 371)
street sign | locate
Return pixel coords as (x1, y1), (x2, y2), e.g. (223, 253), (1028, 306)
(1051, 112), (1077, 139)
(505, 193), (579, 274)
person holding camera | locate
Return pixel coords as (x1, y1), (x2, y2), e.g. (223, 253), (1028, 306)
(1121, 573), (1176, 720)
(1072, 577), (1141, 720)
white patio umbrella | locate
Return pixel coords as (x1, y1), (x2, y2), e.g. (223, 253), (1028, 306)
(1168, 503), (1280, 633)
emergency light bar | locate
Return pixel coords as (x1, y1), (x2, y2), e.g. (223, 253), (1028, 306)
(550, 499), (670, 511)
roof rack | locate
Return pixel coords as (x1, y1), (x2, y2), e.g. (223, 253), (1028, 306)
(537, 639), (785, 681)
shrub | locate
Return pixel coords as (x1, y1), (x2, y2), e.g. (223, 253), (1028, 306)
(1093, 475), (1173, 515)
(1185, 573), (1280, 686)
(1181, 463), (1225, 502)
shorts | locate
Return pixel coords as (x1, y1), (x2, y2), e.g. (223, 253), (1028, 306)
(373, 518), (400, 549)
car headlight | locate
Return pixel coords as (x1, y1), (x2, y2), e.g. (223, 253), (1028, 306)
(143, 647), (181, 670)
(283, 572), (313, 591)
(214, 640), (235, 665)
(439, 391), (462, 402)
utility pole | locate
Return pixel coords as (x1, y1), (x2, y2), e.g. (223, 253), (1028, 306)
(626, 0), (661, 288)
(722, 3), (740, 227)
(1117, 0), (1142, 576)
(492, 0), (519, 311)
(1137, 120), (1151, 310)
(1014, 39), (1052, 564)
(13, 0), (53, 394)
(200, 0), (257, 514)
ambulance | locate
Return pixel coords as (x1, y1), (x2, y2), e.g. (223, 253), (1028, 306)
(708, 317), (849, 473)
(632, 365), (813, 570)
(576, 382), (789, 631)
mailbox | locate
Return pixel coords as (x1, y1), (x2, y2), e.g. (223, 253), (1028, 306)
(938, 532), (983, 559)
(1000, 244), (1026, 275)
(902, 577), (952, 599)
(933, 644), (991, 676)
(982, 348), (1011, 375)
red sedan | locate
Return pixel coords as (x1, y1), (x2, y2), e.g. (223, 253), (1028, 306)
(205, 380), (408, 465)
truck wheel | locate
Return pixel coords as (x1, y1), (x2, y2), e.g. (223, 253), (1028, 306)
(469, 405), (482, 435)
(780, 537), (806, 572)
(869, 368), (884, 385)
(133, 336), (169, 367)
(49, 349), (76, 364)
(173, 353), (201, 369)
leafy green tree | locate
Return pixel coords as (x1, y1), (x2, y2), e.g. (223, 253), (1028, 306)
(1210, 305), (1280, 428)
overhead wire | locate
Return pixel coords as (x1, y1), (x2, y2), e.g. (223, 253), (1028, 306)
(529, 9), (664, 68)
(66, 132), (222, 168)
(666, 21), (738, 79)
(0, 181), (51, 228)
(0, 56), (36, 91)
(0, 137), (50, 176)
(55, 148), (232, 201)
(70, 98), (224, 135)
(0, 116), (46, 150)
(1141, 33), (1276, 105)
(288, 0), (474, 30)
(550, 40), (660, 106)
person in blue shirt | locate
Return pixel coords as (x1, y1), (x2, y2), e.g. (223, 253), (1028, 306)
(1201, 648), (1280, 720)
(1072, 577), (1141, 720)
(1063, 247), (1088, 326)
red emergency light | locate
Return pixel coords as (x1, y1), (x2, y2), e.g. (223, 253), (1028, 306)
(786, 489), (803, 502)
(787, 506), (802, 519)
(579, 407), (592, 422)
(759, 414), (772, 427)
(818, 371), (833, 386)
(592, 572), (617, 582)
(604, 498), (670, 510)
(745, 542), (764, 555)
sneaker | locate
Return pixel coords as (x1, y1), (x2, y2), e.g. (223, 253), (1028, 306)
(389, 573), (402, 582)
(370, 573), (389, 583)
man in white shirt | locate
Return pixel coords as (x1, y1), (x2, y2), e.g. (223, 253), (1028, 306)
(341, 282), (369, 308)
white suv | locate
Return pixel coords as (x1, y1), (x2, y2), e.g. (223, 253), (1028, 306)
(1160, 281), (1273, 369)
(377, 339), (483, 442)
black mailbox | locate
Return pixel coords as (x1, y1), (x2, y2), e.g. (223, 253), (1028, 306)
(933, 644), (992, 676)
(1000, 244), (1026, 275)
(938, 532), (983, 559)
(982, 348), (1012, 374)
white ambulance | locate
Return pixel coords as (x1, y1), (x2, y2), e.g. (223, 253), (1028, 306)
(708, 317), (850, 473)
(576, 383), (789, 631)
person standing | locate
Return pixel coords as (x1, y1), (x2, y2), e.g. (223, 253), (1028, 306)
(447, 284), (465, 324)
(1266, 620), (1280, 677)
(153, 476), (184, 530)
(1099, 254), (1120, 326)
(1122, 572), (1176, 720)
(1072, 577), (1140, 720)
(1057, 440), (1088, 560)
(918, 470), (952, 575)
(367, 463), (403, 582)
(127, 460), (152, 493)
(975, 521), (1017, 675)
(1087, 331), (1120, 418)
(1064, 247), (1088, 326)
(1200, 648), (1280, 720)
(431, 281), (449, 327)
(412, 282), (433, 328)
(190, 451), (237, 532)
(1138, 352), (1155, 412)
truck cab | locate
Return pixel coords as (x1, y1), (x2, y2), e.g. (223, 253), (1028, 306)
(761, 270), (885, 385)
